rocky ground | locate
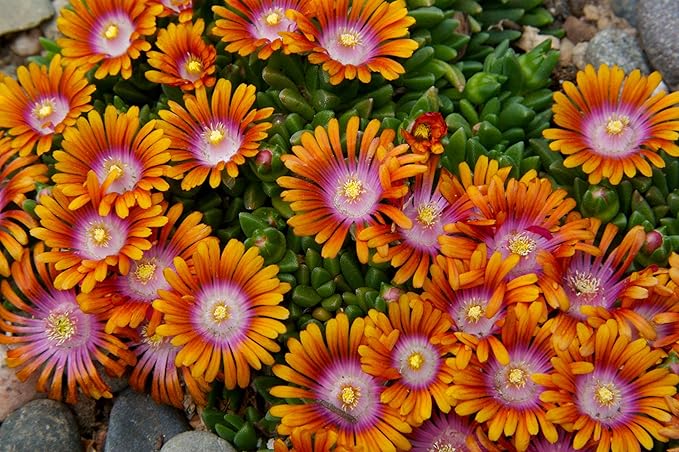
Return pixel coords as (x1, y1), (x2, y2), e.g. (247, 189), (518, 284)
(0, 0), (678, 451)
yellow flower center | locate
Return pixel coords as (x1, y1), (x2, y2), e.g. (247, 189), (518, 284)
(338, 384), (361, 410)
(104, 24), (119, 40)
(342, 177), (365, 202)
(605, 116), (629, 135)
(339, 32), (360, 48)
(430, 442), (457, 452)
(569, 271), (601, 297)
(207, 128), (225, 145)
(465, 304), (484, 323)
(134, 262), (157, 284)
(416, 202), (440, 228)
(34, 101), (54, 120)
(46, 312), (76, 344)
(594, 382), (618, 407)
(407, 352), (425, 370)
(107, 163), (124, 180)
(89, 225), (111, 247)
(185, 57), (203, 75)
(413, 123), (431, 139)
(141, 326), (163, 347)
(507, 367), (527, 388)
(507, 232), (537, 257)
(212, 303), (231, 323)
(265, 11), (281, 25)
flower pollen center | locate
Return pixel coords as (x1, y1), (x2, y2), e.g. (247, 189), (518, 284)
(34, 101), (54, 120)
(339, 31), (361, 48)
(46, 312), (76, 344)
(605, 116), (629, 135)
(89, 225), (111, 247)
(413, 123), (431, 139)
(141, 325), (163, 347)
(342, 177), (365, 202)
(594, 382), (618, 407)
(134, 262), (157, 284)
(466, 304), (484, 323)
(104, 23), (119, 40)
(107, 163), (124, 180)
(568, 271), (601, 297)
(265, 11), (281, 25)
(429, 442), (457, 452)
(207, 128), (225, 145)
(185, 56), (203, 75)
(416, 202), (440, 228)
(338, 384), (360, 410)
(407, 351), (425, 370)
(507, 367), (527, 388)
(507, 232), (537, 256)
(212, 303), (231, 323)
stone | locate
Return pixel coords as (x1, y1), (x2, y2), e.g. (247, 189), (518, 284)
(563, 16), (597, 44)
(543, 0), (570, 18)
(572, 42), (588, 70)
(105, 389), (191, 452)
(160, 431), (237, 452)
(612, 0), (639, 26)
(638, 0), (679, 89)
(0, 399), (82, 452)
(73, 396), (97, 436)
(559, 38), (575, 65)
(0, 345), (40, 421)
(41, 0), (70, 40)
(10, 29), (43, 57)
(0, 0), (54, 37)
(568, 0), (587, 16)
(585, 28), (650, 74)
(516, 26), (560, 53)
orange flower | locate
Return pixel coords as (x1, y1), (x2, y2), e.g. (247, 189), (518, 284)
(281, 0), (418, 84)
(57, 0), (162, 79)
(145, 20), (216, 91)
(149, 0), (193, 23)
(0, 55), (94, 156)
(544, 65), (679, 185)
(401, 112), (448, 158)
(158, 79), (273, 189)
(53, 105), (171, 218)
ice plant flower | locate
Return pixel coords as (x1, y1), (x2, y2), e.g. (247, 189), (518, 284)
(0, 139), (48, 276)
(0, 55), (94, 156)
(0, 244), (136, 403)
(401, 112), (448, 158)
(359, 294), (455, 425)
(31, 180), (168, 293)
(408, 411), (496, 452)
(270, 314), (412, 451)
(281, 0), (418, 84)
(145, 20), (217, 91)
(53, 105), (171, 218)
(278, 116), (427, 263)
(150, 0), (193, 22)
(544, 64), (679, 185)
(423, 246), (540, 368)
(152, 239), (290, 388)
(538, 319), (679, 452)
(77, 204), (214, 333)
(273, 429), (344, 452)
(57, 0), (163, 79)
(213, 0), (313, 60)
(158, 79), (273, 189)
(448, 303), (558, 451)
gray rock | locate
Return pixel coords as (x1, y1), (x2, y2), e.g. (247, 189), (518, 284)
(585, 28), (650, 74)
(638, 0), (679, 89)
(0, 399), (82, 452)
(160, 431), (237, 452)
(0, 0), (54, 36)
(612, 0), (639, 25)
(41, 0), (70, 40)
(0, 345), (41, 421)
(105, 389), (190, 452)
(10, 29), (43, 57)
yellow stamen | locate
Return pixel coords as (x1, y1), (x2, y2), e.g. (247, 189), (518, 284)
(212, 303), (231, 322)
(46, 312), (76, 344)
(569, 271), (601, 297)
(594, 383), (618, 407)
(430, 441), (457, 452)
(416, 202), (440, 228)
(338, 385), (360, 410)
(185, 58), (203, 75)
(207, 129), (225, 145)
(413, 123), (431, 139)
(104, 24), (119, 40)
(142, 326), (163, 347)
(134, 262), (157, 284)
(342, 177), (365, 202)
(339, 32), (360, 48)
(465, 304), (484, 323)
(507, 232), (537, 257)
(507, 367), (527, 387)
(35, 102), (54, 120)
(605, 116), (629, 135)
(89, 226), (110, 246)
(265, 11), (281, 25)
(108, 163), (124, 180)
(407, 352), (425, 370)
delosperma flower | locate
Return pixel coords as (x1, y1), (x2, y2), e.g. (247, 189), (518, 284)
(0, 244), (136, 403)
(0, 55), (94, 156)
(408, 411), (494, 452)
(401, 112), (448, 158)
(158, 79), (273, 190)
(57, 0), (162, 79)
(52, 105), (171, 219)
(544, 64), (679, 185)
(281, 0), (418, 84)
(150, 0), (193, 22)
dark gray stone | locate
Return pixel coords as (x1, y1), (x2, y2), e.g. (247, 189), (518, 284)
(160, 431), (237, 452)
(104, 389), (190, 452)
(612, 0), (639, 25)
(0, 0), (54, 36)
(585, 28), (650, 74)
(0, 399), (82, 452)
(638, 0), (679, 89)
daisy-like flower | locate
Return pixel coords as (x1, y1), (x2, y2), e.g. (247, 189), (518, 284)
(213, 0), (313, 60)
(359, 165), (473, 288)
(423, 246), (540, 369)
(448, 303), (558, 451)
(77, 204), (215, 333)
(401, 112), (448, 159)
(543, 64), (679, 185)
(150, 0), (193, 22)
(0, 138), (48, 276)
(526, 431), (596, 452)
(270, 314), (412, 451)
(359, 294), (455, 425)
(0, 55), (94, 156)
(408, 411), (498, 452)
(145, 20), (216, 91)
(57, 0), (163, 79)
(273, 429), (344, 452)
(158, 79), (273, 190)
(277, 116), (427, 263)
(129, 319), (210, 408)
(0, 244), (136, 403)
(538, 319), (679, 452)
(31, 178), (168, 293)
(152, 239), (290, 387)
(281, 0), (418, 84)
(53, 105), (171, 218)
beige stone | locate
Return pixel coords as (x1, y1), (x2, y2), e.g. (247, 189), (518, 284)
(0, 344), (41, 421)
